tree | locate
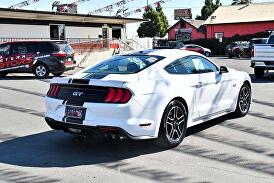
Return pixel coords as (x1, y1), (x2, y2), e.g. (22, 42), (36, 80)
(196, 0), (222, 20)
(232, 0), (252, 5)
(137, 6), (169, 38)
(156, 6), (169, 37)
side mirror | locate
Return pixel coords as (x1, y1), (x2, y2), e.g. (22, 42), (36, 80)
(220, 66), (229, 74)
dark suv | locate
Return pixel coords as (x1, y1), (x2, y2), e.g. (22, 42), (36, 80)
(0, 41), (76, 78)
(225, 42), (251, 58)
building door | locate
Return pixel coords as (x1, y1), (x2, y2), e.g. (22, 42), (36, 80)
(50, 24), (66, 40)
(112, 28), (121, 39)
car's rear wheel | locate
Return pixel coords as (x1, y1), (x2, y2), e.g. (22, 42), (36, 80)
(52, 72), (64, 77)
(34, 64), (49, 79)
(254, 68), (264, 78)
(0, 72), (8, 78)
(156, 100), (188, 148)
(205, 52), (210, 57)
(234, 83), (251, 117)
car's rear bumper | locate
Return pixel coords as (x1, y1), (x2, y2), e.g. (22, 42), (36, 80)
(45, 117), (141, 139)
(250, 60), (274, 69)
(44, 96), (161, 140)
(48, 61), (76, 73)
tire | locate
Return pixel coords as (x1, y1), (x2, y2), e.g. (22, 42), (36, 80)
(33, 64), (49, 79)
(237, 51), (244, 58)
(0, 72), (8, 78)
(52, 72), (64, 77)
(205, 52), (210, 57)
(254, 68), (264, 78)
(156, 100), (188, 148)
(233, 83), (251, 117)
(228, 54), (233, 58)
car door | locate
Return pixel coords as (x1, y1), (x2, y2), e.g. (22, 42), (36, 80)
(164, 56), (201, 120)
(9, 43), (34, 72)
(194, 46), (205, 54)
(190, 56), (233, 119)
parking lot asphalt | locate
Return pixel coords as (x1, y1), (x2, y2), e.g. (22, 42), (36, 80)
(0, 57), (274, 183)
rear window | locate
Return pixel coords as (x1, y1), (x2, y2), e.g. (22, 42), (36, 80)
(57, 43), (74, 53)
(85, 55), (164, 74)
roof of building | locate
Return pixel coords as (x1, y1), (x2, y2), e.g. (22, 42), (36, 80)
(183, 19), (205, 29)
(204, 2), (274, 25)
(0, 8), (145, 25)
(168, 19), (205, 32)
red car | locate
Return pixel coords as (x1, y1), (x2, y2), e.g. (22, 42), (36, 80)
(181, 44), (212, 57)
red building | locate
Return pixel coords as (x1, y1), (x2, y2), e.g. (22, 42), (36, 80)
(168, 19), (206, 41)
(204, 2), (274, 39)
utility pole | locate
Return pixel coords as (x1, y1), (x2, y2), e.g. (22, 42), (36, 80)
(147, 0), (149, 6)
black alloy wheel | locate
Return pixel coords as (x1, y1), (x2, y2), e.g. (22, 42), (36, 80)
(156, 100), (188, 148)
(234, 83), (251, 117)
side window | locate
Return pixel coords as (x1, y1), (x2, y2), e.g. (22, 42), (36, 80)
(34, 43), (56, 54)
(267, 35), (274, 44)
(27, 43), (37, 54)
(0, 44), (10, 55)
(165, 57), (196, 74)
(11, 44), (28, 55)
(191, 56), (219, 73)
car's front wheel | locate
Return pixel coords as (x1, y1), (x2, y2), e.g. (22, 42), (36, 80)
(34, 64), (49, 79)
(156, 100), (188, 148)
(234, 83), (251, 117)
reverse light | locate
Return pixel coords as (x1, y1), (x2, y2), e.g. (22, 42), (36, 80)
(104, 88), (132, 103)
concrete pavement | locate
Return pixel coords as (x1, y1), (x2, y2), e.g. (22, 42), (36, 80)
(0, 57), (274, 183)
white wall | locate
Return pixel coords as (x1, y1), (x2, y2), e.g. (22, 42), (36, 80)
(0, 24), (49, 38)
(65, 26), (102, 39)
(0, 24), (103, 39)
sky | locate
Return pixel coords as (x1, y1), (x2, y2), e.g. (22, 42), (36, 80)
(0, 0), (274, 38)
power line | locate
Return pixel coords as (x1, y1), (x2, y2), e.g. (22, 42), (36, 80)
(9, 0), (40, 9)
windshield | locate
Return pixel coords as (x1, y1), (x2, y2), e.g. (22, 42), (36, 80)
(85, 55), (165, 74)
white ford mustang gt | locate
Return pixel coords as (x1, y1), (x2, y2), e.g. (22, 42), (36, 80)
(45, 49), (252, 148)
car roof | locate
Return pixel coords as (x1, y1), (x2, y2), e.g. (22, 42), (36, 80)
(0, 40), (68, 45)
(125, 49), (203, 59)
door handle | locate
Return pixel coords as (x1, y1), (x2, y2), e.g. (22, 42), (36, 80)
(196, 82), (205, 88)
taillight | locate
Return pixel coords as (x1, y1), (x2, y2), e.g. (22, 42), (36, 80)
(47, 84), (61, 97)
(104, 88), (132, 103)
(51, 52), (67, 58)
(251, 47), (254, 57)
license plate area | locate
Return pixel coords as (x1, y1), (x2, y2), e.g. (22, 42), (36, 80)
(65, 106), (86, 121)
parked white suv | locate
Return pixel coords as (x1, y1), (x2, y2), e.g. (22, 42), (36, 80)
(251, 34), (274, 78)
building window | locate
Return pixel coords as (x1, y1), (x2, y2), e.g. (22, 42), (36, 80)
(50, 24), (65, 40)
(176, 28), (192, 42)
